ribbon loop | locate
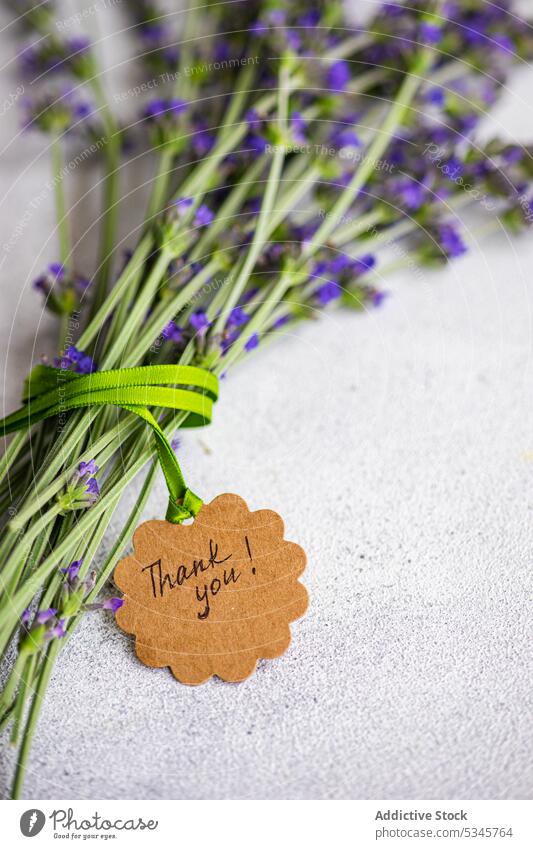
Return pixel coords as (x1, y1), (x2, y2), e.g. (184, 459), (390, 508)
(2, 364), (219, 524)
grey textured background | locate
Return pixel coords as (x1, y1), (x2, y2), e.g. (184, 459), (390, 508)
(0, 2), (532, 799)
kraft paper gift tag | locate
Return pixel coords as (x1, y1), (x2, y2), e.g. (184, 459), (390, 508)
(114, 493), (308, 684)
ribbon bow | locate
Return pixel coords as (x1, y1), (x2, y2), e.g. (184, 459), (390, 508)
(1, 364), (219, 523)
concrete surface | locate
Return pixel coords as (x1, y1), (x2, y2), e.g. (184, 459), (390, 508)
(0, 3), (532, 799)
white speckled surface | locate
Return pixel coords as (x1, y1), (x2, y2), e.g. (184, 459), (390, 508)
(0, 3), (532, 800)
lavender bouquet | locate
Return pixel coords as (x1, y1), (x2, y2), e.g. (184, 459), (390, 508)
(1, 0), (533, 798)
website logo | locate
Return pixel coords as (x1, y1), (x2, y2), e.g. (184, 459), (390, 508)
(20, 809), (46, 837)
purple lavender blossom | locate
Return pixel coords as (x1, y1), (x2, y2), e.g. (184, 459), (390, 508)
(352, 254), (376, 275)
(316, 281), (342, 306)
(58, 460), (100, 513)
(143, 98), (188, 121)
(194, 204), (214, 227)
(290, 111), (307, 144)
(244, 333), (260, 351)
(372, 290), (389, 308)
(426, 87), (446, 106)
(189, 311), (210, 333)
(162, 320), (185, 344)
(45, 618), (67, 640)
(22, 87), (95, 135)
(272, 314), (291, 330)
(103, 597), (124, 613)
(54, 346), (96, 374)
(327, 61), (351, 91)
(438, 223), (467, 259)
(60, 559), (83, 581)
(227, 307), (249, 328)
(20, 35), (92, 78)
(331, 127), (361, 149)
(420, 21), (443, 45)
(35, 608), (58, 625)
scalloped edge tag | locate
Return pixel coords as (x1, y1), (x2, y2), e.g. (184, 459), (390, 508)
(113, 493), (308, 684)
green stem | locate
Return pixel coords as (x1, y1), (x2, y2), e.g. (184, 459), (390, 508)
(302, 48), (435, 259)
(210, 61), (291, 339)
(0, 650), (28, 718)
(50, 135), (70, 268)
(10, 653), (37, 745)
(11, 640), (60, 799)
(146, 146), (177, 224)
(88, 77), (122, 315)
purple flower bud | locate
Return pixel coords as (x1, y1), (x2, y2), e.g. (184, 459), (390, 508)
(227, 307), (249, 328)
(35, 607), (58, 625)
(244, 333), (260, 351)
(103, 597), (124, 613)
(189, 311), (209, 332)
(272, 314), (291, 330)
(438, 223), (467, 259)
(78, 460), (98, 476)
(193, 204), (214, 227)
(420, 22), (442, 45)
(174, 196), (194, 216)
(290, 111), (307, 144)
(61, 558), (83, 580)
(162, 320), (185, 344)
(327, 61), (351, 92)
(45, 618), (67, 640)
(316, 281), (342, 306)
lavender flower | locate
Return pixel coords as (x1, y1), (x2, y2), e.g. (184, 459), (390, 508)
(316, 281), (342, 306)
(244, 333), (260, 352)
(57, 460), (100, 513)
(33, 263), (90, 316)
(437, 223), (468, 259)
(45, 618), (67, 640)
(189, 311), (209, 333)
(142, 98), (188, 121)
(162, 320), (185, 345)
(54, 345), (96, 375)
(419, 21), (442, 45)
(20, 35), (93, 79)
(326, 61), (351, 92)
(35, 608), (57, 624)
(193, 204), (214, 227)
(60, 559), (83, 581)
(19, 607), (67, 654)
(227, 307), (249, 328)
(103, 597), (124, 612)
(85, 596), (124, 614)
(22, 88), (94, 135)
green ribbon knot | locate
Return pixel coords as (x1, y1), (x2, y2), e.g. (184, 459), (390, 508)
(1, 363), (219, 524)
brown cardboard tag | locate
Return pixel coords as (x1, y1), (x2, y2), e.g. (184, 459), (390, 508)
(113, 493), (308, 684)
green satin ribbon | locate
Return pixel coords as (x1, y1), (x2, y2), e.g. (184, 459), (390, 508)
(0, 363), (219, 523)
